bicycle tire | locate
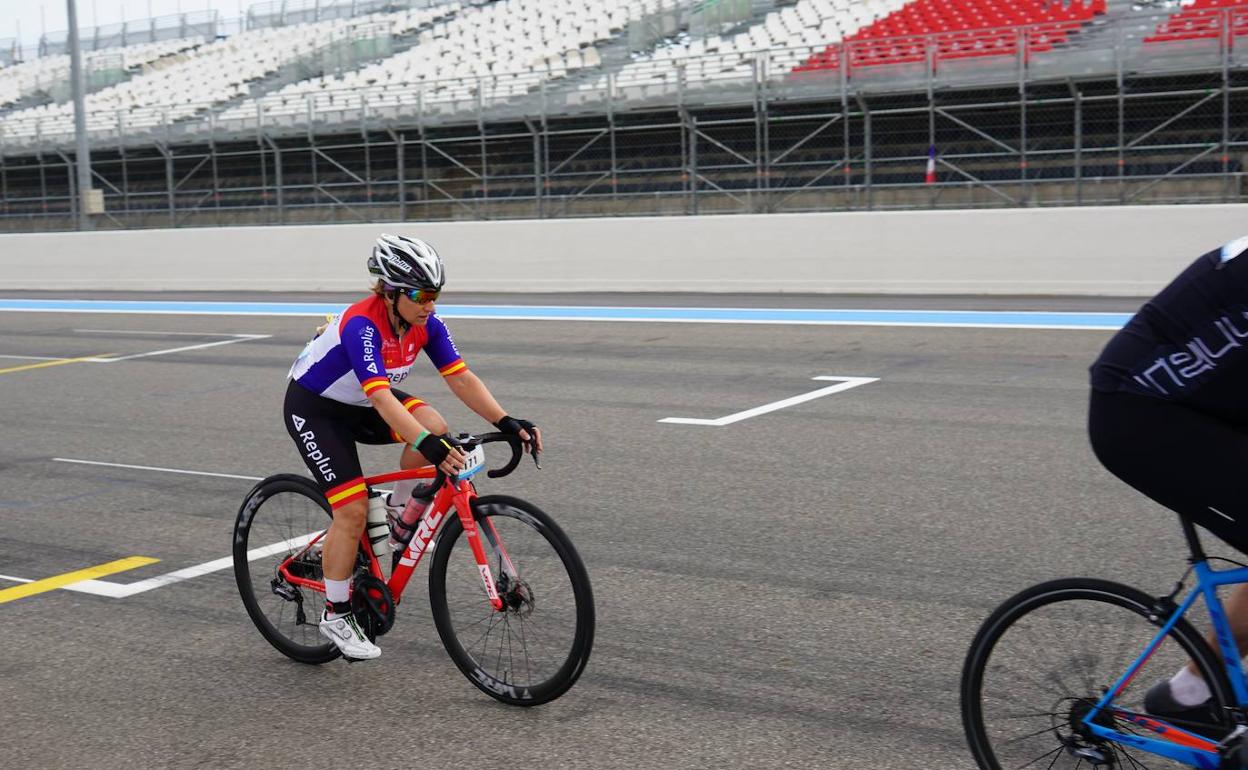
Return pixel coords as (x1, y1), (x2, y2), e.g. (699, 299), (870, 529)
(428, 494), (595, 706)
(233, 474), (340, 665)
(962, 577), (1233, 770)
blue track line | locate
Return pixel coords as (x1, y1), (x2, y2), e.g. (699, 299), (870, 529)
(0, 299), (1133, 330)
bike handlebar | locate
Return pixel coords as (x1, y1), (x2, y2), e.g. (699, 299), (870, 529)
(429, 431), (540, 493)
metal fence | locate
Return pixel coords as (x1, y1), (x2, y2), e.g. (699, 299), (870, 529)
(35, 11), (221, 58)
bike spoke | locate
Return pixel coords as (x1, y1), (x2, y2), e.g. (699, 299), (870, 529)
(1014, 744), (1065, 770)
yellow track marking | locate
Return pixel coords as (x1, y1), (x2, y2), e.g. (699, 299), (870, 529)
(0, 557), (160, 604)
(0, 353), (112, 375)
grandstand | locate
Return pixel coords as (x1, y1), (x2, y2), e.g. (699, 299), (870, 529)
(0, 0), (1245, 230)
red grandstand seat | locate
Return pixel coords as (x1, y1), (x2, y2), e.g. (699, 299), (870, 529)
(1144, 0), (1248, 44)
(796, 0), (1106, 73)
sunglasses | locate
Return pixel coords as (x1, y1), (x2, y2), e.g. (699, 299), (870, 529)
(402, 288), (441, 304)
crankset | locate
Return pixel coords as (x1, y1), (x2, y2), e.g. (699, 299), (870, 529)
(351, 574), (396, 639)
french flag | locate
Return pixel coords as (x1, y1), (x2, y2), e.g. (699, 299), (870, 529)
(925, 145), (937, 185)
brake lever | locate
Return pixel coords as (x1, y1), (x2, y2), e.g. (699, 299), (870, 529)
(531, 448), (542, 471)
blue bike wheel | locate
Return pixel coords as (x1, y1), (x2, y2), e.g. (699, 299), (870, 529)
(961, 578), (1232, 770)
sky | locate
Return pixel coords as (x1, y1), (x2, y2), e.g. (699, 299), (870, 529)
(0, 0), (249, 47)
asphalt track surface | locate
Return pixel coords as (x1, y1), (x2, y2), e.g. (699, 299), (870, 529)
(1, 291), (1212, 769)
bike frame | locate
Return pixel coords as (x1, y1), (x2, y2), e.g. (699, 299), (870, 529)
(277, 465), (517, 613)
(1081, 520), (1248, 768)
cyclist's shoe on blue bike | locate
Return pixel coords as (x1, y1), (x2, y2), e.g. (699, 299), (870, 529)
(319, 610), (381, 660)
(1143, 679), (1223, 738)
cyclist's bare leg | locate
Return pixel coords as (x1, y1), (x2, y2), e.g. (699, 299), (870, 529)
(1188, 582), (1248, 674)
(322, 497), (368, 582)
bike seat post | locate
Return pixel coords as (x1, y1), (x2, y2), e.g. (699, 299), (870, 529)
(1180, 516), (1209, 564)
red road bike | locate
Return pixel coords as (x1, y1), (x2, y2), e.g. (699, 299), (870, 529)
(232, 432), (594, 706)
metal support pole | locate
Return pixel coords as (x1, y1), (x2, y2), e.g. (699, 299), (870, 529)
(390, 130), (406, 221)
(118, 113), (129, 213)
(525, 119), (541, 219)
(475, 76), (487, 217)
(857, 94), (872, 210)
(309, 132), (318, 216)
(1223, 46), (1231, 202)
(257, 135), (269, 220)
(363, 128), (373, 209)
(158, 142), (175, 226)
(608, 74), (618, 200)
(210, 136), (220, 225)
(59, 151), (77, 222)
(264, 135), (284, 224)
(540, 112), (550, 217)
(842, 90), (851, 200)
(66, 0), (94, 230)
(1020, 79), (1028, 206)
(689, 113), (699, 216)
(754, 56), (767, 213)
(418, 125), (429, 218)
(37, 150), (48, 215)
(1117, 45), (1125, 204)
(928, 92), (936, 209)
(1071, 81), (1083, 206)
(0, 134), (6, 218)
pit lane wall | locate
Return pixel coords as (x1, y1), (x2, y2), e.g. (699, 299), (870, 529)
(3, 205), (1247, 295)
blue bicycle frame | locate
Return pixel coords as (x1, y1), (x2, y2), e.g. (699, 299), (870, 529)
(1081, 520), (1248, 769)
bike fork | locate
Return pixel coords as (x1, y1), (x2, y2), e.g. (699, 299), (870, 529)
(454, 492), (505, 611)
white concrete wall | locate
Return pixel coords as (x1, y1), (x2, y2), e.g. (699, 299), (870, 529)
(2, 204), (1246, 295)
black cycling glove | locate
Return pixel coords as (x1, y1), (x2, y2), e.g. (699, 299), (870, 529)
(415, 432), (456, 466)
(494, 416), (538, 447)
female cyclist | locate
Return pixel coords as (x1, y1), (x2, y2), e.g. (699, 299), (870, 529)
(283, 233), (542, 661)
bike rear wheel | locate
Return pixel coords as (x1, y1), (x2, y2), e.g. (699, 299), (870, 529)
(962, 577), (1232, 770)
(428, 494), (595, 706)
(233, 474), (339, 664)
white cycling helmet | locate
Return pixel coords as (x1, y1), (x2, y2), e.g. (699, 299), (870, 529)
(367, 233), (445, 291)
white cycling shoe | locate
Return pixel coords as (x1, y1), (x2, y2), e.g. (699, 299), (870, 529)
(318, 611), (381, 660)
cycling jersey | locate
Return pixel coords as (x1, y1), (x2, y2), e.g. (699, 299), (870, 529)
(1090, 235), (1248, 422)
(288, 294), (467, 406)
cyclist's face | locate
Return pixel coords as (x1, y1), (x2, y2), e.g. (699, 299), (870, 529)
(396, 292), (435, 327)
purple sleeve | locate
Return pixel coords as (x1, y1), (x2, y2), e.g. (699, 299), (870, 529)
(425, 315), (467, 377)
(341, 315), (391, 394)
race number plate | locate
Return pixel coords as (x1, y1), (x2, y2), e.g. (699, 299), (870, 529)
(455, 445), (486, 481)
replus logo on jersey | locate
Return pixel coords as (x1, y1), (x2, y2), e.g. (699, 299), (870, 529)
(291, 414), (336, 483)
(444, 327), (462, 358)
(359, 324), (378, 375)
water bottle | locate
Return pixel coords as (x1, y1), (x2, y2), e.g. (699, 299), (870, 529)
(366, 491), (393, 561)
(389, 492), (431, 551)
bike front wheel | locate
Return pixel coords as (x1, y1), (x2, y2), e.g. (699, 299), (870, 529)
(428, 494), (595, 706)
(233, 474), (339, 665)
(962, 577), (1233, 770)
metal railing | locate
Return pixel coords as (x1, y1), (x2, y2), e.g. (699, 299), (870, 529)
(2, 4), (1248, 229)
(4, 7), (1248, 154)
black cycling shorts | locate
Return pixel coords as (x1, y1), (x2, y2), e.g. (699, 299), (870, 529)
(1089, 389), (1248, 554)
(282, 379), (428, 511)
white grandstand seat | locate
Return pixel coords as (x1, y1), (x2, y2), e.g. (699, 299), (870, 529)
(0, 5), (455, 139)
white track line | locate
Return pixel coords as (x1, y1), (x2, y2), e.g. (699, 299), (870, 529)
(52, 457), (263, 481)
(659, 375), (879, 426)
(65, 533), (322, 598)
(0, 574), (34, 584)
(27, 459), (318, 598)
(87, 334), (270, 363)
(74, 329), (265, 337)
